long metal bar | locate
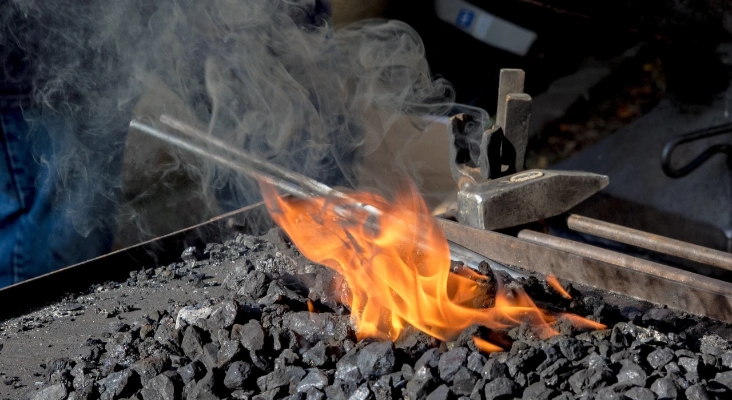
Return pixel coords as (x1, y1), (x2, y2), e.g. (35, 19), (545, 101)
(567, 214), (732, 271)
(517, 229), (732, 294)
(437, 218), (732, 324)
(158, 115), (353, 203)
(130, 120), (313, 201)
(145, 117), (386, 221)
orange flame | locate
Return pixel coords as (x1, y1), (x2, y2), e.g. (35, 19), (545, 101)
(472, 336), (503, 353)
(259, 181), (604, 346)
(547, 274), (572, 300)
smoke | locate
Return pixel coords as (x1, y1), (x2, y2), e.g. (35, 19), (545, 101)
(1, 0), (489, 249)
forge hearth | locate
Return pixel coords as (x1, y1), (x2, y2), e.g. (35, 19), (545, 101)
(2, 228), (732, 400)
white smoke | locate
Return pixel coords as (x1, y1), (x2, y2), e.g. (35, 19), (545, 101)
(1, 0), (490, 247)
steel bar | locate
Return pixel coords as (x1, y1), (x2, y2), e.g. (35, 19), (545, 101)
(437, 218), (732, 324)
(130, 120), (314, 201)
(567, 214), (732, 271)
(132, 119), (386, 229)
(155, 116), (387, 223)
(517, 229), (732, 294)
(159, 115), (353, 203)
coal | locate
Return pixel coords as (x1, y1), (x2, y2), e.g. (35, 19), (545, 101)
(207, 299), (241, 331)
(130, 356), (167, 385)
(426, 383), (450, 400)
(651, 376), (679, 399)
(187, 370), (221, 400)
(438, 347), (468, 381)
(568, 364), (611, 393)
(256, 366), (306, 392)
(335, 346), (363, 384)
(304, 387), (325, 400)
(296, 369), (328, 393)
(283, 312), (354, 344)
(139, 372), (181, 400)
(98, 369), (140, 399)
(624, 386), (656, 400)
(357, 341), (395, 378)
(616, 361), (648, 387)
(302, 341), (328, 367)
(558, 337), (586, 361)
(450, 367), (478, 396)
(5, 227), (732, 400)
(481, 358), (509, 380)
(179, 360), (205, 384)
(181, 326), (206, 360)
(466, 352), (485, 374)
(202, 342), (220, 369)
(404, 367), (436, 400)
(522, 381), (556, 400)
(223, 361), (253, 390)
(415, 348), (440, 371)
(483, 377), (518, 400)
(29, 383), (67, 400)
(647, 347), (675, 370)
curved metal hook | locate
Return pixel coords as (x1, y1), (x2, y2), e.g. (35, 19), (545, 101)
(661, 122), (732, 178)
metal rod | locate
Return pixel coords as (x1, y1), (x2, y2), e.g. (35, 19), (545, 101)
(129, 120), (314, 201)
(157, 115), (386, 221)
(517, 229), (732, 295)
(131, 118), (389, 236)
(437, 218), (732, 324)
(159, 115), (353, 203)
(567, 214), (732, 271)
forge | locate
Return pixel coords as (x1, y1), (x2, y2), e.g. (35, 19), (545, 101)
(2, 3), (732, 400)
(2, 74), (732, 400)
(2, 191), (732, 400)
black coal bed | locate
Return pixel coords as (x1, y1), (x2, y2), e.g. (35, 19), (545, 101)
(2, 215), (732, 400)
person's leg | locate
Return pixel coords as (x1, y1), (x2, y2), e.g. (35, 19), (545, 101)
(0, 106), (118, 287)
(0, 107), (25, 286)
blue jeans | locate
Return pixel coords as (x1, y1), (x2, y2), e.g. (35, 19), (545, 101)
(0, 106), (116, 287)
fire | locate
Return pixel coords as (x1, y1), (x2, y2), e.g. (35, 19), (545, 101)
(547, 274), (572, 300)
(259, 181), (605, 348)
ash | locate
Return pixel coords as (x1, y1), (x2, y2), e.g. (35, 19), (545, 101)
(3, 229), (732, 400)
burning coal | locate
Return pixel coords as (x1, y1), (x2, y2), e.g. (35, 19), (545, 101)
(259, 180), (605, 351)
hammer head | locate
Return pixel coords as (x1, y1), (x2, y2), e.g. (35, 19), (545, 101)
(457, 169), (609, 230)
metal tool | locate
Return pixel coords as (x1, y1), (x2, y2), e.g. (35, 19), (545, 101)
(457, 170), (609, 231)
(661, 120), (732, 178)
(449, 69), (609, 230)
(566, 214), (732, 272)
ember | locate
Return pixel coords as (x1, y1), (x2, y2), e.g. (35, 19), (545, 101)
(259, 181), (605, 348)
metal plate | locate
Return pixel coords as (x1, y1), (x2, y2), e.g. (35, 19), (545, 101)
(0, 203), (270, 321)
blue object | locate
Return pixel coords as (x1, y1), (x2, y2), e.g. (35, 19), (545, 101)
(456, 9), (475, 29)
(0, 106), (116, 287)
